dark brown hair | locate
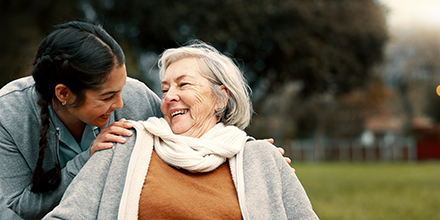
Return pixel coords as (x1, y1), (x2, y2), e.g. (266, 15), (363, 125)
(31, 21), (125, 193)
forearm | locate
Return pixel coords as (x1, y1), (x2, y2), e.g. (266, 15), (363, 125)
(1, 149), (90, 219)
(43, 148), (114, 219)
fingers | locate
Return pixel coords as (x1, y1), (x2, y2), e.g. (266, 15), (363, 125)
(104, 125), (133, 137)
(90, 119), (133, 156)
(111, 119), (134, 130)
(92, 142), (114, 153)
(102, 119), (133, 137)
(278, 147), (285, 155)
(284, 156), (291, 164)
(99, 132), (130, 144)
(264, 138), (274, 144)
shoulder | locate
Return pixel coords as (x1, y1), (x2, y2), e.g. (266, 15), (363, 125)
(0, 76), (38, 122)
(124, 77), (146, 87)
(122, 77), (157, 97)
(120, 77), (161, 108)
(242, 139), (287, 170)
(0, 76), (35, 98)
(244, 140), (280, 159)
(114, 77), (163, 120)
(242, 139), (293, 174)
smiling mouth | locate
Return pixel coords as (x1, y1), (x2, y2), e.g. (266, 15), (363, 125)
(171, 109), (188, 118)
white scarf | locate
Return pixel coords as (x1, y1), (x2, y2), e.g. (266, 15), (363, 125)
(118, 117), (249, 219)
(138, 117), (248, 172)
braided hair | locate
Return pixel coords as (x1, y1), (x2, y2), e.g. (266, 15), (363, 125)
(31, 21), (125, 193)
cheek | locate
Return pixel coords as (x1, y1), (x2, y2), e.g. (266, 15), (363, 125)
(191, 92), (216, 119)
(87, 103), (110, 117)
(160, 102), (167, 115)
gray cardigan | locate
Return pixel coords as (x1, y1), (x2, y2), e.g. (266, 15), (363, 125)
(0, 76), (162, 220)
(43, 122), (319, 219)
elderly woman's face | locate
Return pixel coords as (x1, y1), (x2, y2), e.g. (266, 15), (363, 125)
(160, 57), (222, 138)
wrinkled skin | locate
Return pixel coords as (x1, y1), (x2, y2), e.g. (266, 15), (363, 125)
(160, 57), (226, 138)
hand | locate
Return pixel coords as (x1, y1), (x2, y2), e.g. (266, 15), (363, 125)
(264, 138), (295, 172)
(90, 119), (133, 156)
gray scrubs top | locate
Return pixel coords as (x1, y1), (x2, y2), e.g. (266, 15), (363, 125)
(49, 106), (100, 168)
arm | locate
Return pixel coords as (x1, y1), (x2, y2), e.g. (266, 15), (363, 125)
(42, 145), (115, 219)
(242, 141), (318, 219)
(0, 124), (90, 219)
(43, 129), (138, 220)
(275, 149), (318, 219)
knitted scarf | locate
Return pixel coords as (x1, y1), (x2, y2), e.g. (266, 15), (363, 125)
(138, 117), (248, 172)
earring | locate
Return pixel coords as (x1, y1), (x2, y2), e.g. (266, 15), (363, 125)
(62, 101), (66, 106)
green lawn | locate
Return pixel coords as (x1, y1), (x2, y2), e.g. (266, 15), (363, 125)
(292, 161), (440, 220)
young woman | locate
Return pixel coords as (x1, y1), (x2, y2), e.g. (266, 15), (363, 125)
(0, 21), (162, 219)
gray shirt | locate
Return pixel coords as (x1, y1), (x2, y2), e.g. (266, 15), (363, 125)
(0, 76), (162, 219)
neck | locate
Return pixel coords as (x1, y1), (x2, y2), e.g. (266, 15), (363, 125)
(51, 103), (86, 143)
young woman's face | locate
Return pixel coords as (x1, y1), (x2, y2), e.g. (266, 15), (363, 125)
(160, 57), (222, 138)
(68, 64), (127, 128)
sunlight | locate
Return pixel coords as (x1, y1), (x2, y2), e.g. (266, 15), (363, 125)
(381, 0), (440, 29)
(420, 7), (440, 26)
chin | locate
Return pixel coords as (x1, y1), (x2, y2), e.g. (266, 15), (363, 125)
(170, 127), (186, 135)
(94, 119), (110, 128)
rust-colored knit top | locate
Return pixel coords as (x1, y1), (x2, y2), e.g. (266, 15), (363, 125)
(138, 151), (243, 219)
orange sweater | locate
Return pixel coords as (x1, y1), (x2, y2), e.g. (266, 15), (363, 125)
(138, 151), (242, 219)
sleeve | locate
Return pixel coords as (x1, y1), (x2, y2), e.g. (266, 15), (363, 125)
(42, 146), (115, 220)
(43, 129), (138, 220)
(0, 124), (91, 220)
(243, 141), (319, 220)
(276, 149), (320, 219)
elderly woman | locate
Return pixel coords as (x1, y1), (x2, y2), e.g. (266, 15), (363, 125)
(43, 41), (319, 219)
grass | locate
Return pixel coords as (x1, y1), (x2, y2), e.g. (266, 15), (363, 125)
(291, 161), (440, 220)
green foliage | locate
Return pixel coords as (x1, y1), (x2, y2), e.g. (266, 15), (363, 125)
(2, 0), (388, 99)
(294, 162), (440, 220)
(1, 0), (389, 141)
(89, 0), (388, 97)
(0, 0), (80, 88)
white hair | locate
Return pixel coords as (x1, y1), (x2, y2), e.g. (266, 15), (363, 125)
(157, 40), (253, 130)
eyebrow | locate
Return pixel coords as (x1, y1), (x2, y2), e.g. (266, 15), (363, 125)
(100, 90), (121, 97)
(161, 74), (194, 86)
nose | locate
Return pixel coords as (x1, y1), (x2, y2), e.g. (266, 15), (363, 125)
(163, 87), (180, 102)
(112, 93), (124, 109)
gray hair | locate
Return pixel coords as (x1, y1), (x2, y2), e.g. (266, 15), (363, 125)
(157, 40), (253, 130)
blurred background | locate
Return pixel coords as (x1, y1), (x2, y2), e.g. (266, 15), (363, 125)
(1, 0), (439, 219)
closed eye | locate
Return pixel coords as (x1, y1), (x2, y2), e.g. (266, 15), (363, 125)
(179, 82), (189, 87)
(103, 95), (115, 101)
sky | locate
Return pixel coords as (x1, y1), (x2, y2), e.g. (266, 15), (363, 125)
(379, 0), (440, 30)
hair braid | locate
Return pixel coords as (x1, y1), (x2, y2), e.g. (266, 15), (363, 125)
(31, 97), (61, 193)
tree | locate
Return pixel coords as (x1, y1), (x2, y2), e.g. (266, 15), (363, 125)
(87, 0), (388, 98)
(2, 0), (389, 146)
(380, 27), (440, 132)
(0, 0), (80, 88)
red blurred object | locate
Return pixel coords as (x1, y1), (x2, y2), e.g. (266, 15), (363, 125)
(413, 118), (440, 160)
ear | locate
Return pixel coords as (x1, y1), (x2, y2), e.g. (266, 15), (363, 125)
(54, 84), (74, 105)
(217, 85), (230, 109)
